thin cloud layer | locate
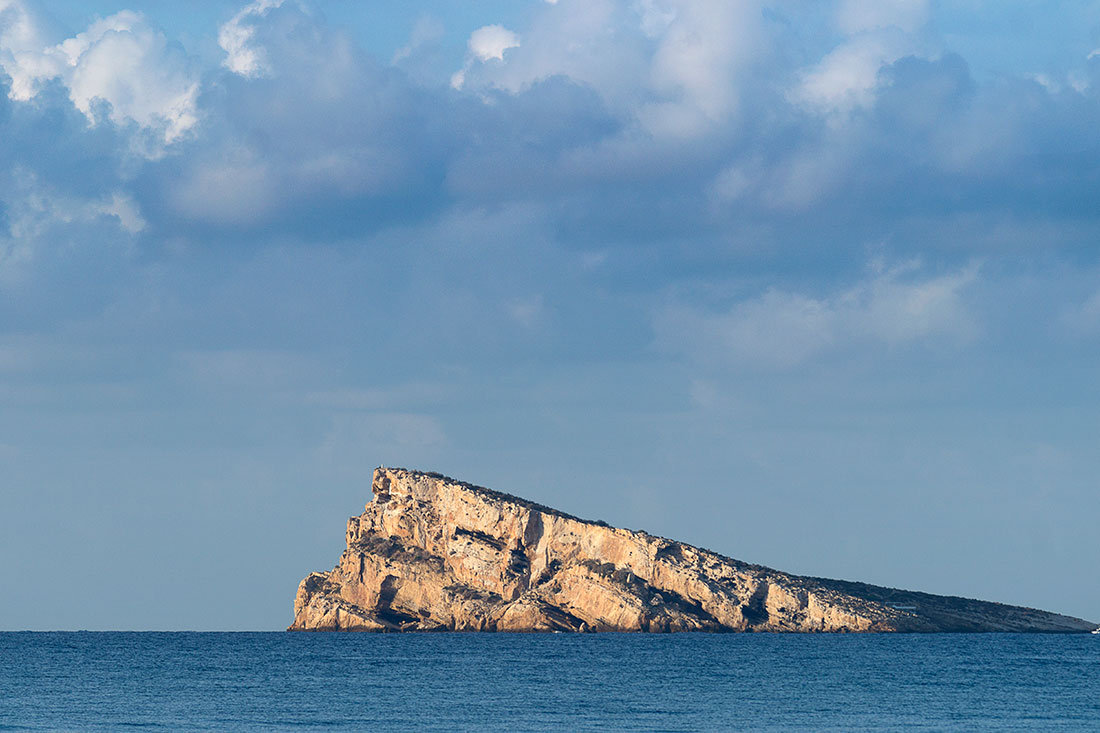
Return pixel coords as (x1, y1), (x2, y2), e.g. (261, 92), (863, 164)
(657, 263), (979, 369)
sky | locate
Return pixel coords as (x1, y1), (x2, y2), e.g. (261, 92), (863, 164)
(1, 0), (1099, 630)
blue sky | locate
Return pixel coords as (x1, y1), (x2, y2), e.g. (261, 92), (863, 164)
(2, 0), (1099, 630)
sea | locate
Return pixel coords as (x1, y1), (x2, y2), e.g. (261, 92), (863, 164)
(1, 632), (1097, 731)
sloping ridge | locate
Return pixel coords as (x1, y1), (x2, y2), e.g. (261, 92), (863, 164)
(289, 468), (1095, 633)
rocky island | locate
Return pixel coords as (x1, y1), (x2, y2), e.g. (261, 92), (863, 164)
(290, 468), (1095, 633)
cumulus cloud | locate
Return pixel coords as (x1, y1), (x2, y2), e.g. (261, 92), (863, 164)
(794, 33), (911, 115)
(0, 0), (53, 100)
(793, 0), (930, 118)
(641, 0), (767, 136)
(0, 2), (198, 144)
(2, 0), (1100, 257)
(452, 0), (644, 113)
(61, 12), (198, 141)
(451, 24), (520, 89)
(450, 0), (771, 138)
(218, 0), (285, 78)
(469, 25), (520, 62)
(155, 1), (444, 230)
(657, 263), (980, 369)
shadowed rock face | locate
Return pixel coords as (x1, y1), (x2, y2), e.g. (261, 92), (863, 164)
(289, 468), (1096, 633)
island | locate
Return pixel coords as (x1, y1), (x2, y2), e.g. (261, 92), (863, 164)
(289, 467), (1095, 632)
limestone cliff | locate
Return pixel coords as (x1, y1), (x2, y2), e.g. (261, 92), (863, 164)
(289, 468), (1095, 633)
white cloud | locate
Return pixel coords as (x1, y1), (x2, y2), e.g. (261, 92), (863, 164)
(218, 0), (285, 78)
(469, 25), (520, 62)
(0, 0), (65, 100)
(0, 3), (198, 143)
(450, 0), (768, 138)
(62, 13), (198, 141)
(657, 262), (979, 368)
(170, 1), (432, 227)
(451, 24), (520, 89)
(453, 0), (644, 103)
(794, 35), (901, 115)
(642, 0), (766, 135)
(793, 1), (929, 118)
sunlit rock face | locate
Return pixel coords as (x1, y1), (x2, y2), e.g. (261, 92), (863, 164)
(289, 468), (1095, 633)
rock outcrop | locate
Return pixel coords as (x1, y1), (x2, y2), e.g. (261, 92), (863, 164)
(289, 468), (1095, 633)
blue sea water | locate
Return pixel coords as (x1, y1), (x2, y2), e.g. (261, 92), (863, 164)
(0, 632), (1098, 731)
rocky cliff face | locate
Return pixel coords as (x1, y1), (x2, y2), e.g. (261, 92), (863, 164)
(290, 468), (1095, 633)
